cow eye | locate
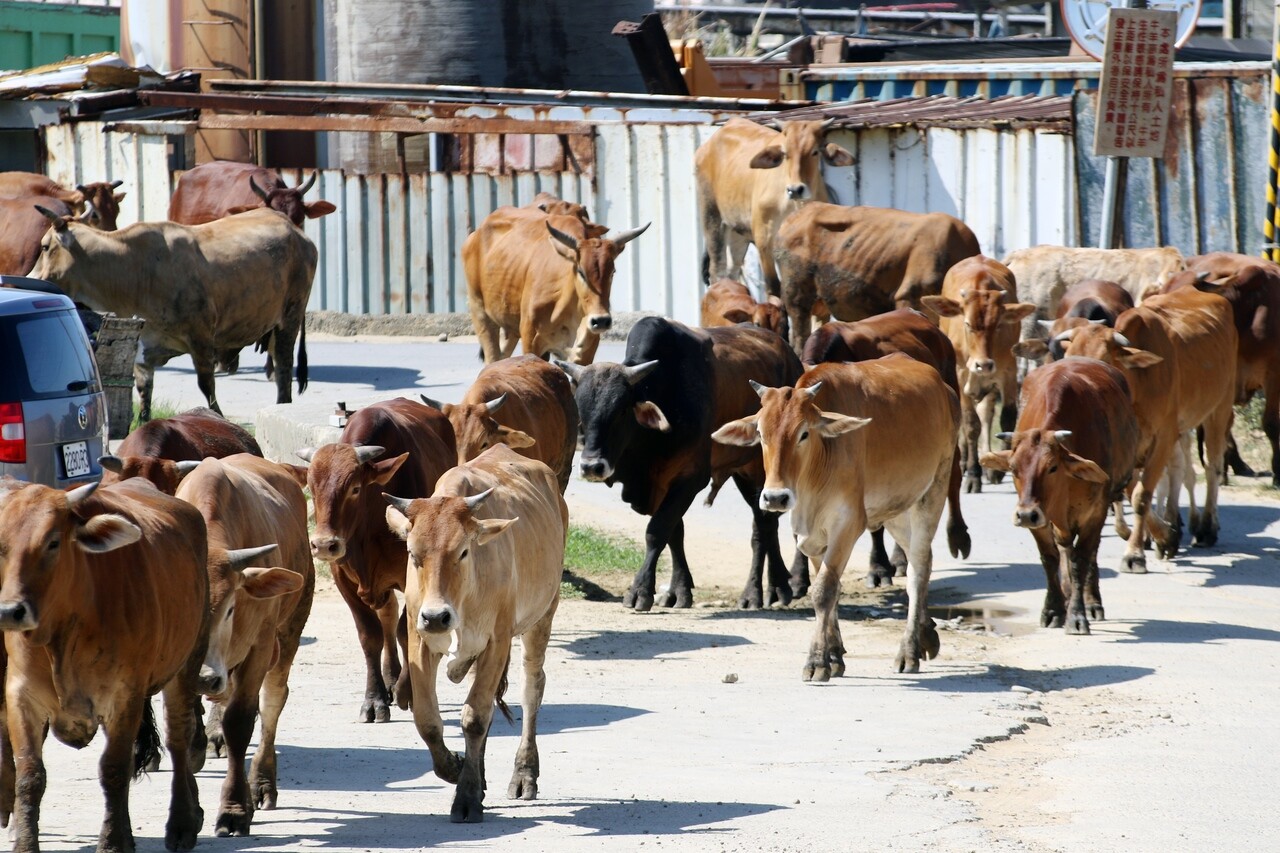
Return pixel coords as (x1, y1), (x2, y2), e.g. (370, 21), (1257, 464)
(351, 485), (361, 496)
(799, 431), (809, 443)
(1048, 465), (1058, 474)
(460, 548), (469, 560)
(812, 149), (820, 156)
(46, 536), (60, 552)
(225, 606), (235, 621)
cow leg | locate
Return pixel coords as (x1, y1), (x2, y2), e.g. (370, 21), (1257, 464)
(888, 463), (947, 672)
(509, 599), (557, 801)
(805, 532), (855, 682)
(726, 230), (751, 285)
(215, 647), (271, 837)
(699, 193), (728, 282)
(269, 321), (297, 405)
(134, 360), (156, 425)
(625, 481), (700, 612)
(333, 570), (392, 722)
(252, 576), (313, 811)
(1062, 525), (1102, 635)
(1113, 499), (1132, 541)
(788, 546), (810, 600)
(376, 598), (404, 705)
(161, 655), (204, 852)
(1033, 528), (1065, 628)
(0, 712), (12, 829)
(977, 390), (1002, 485)
(1223, 430), (1254, 479)
(659, 519), (696, 608)
(864, 528), (894, 589)
(1122, 436), (1176, 572)
(96, 699), (146, 853)
(6, 694), (48, 853)
(192, 352), (223, 417)
(568, 327), (602, 366)
(392, 605), (413, 711)
(453, 642), (509, 823)
(960, 389), (983, 493)
(1266, 375), (1280, 486)
(409, 647), (461, 784)
(945, 453), (972, 559)
(732, 473), (791, 608)
(1194, 402), (1232, 547)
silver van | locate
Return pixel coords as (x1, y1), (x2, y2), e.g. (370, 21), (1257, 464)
(0, 282), (107, 488)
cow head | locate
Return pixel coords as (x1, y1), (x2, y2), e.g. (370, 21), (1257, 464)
(32, 205), (87, 283)
(0, 481), (141, 636)
(384, 489), (516, 651)
(713, 380), (870, 514)
(546, 219), (649, 334)
(198, 543), (301, 698)
(555, 359), (667, 482)
(98, 454), (199, 495)
(249, 171), (337, 228)
(728, 296), (789, 340)
(532, 192), (598, 228)
(750, 119), (855, 202)
(75, 180), (124, 231)
(420, 393), (535, 464)
(922, 289), (1036, 387)
(980, 430), (1108, 529)
(1051, 323), (1164, 372)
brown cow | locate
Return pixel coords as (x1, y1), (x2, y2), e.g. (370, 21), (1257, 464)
(297, 398), (457, 723)
(701, 278), (790, 340)
(169, 161), (336, 228)
(714, 354), (959, 679)
(922, 256), (1036, 493)
(1050, 283), (1238, 569)
(0, 181), (123, 275)
(0, 172), (83, 207)
(0, 477), (208, 852)
(421, 354), (579, 493)
(695, 118), (855, 296)
(99, 406), (262, 494)
(801, 309), (971, 586)
(176, 455), (313, 836)
(0, 174), (124, 227)
(384, 444), (567, 823)
(464, 209), (647, 364)
(773, 202), (982, 353)
(980, 358), (1139, 634)
(1042, 279), (1134, 360)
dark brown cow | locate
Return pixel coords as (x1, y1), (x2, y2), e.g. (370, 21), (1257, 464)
(801, 309), (971, 586)
(0, 196), (72, 275)
(74, 181), (125, 231)
(169, 162), (336, 228)
(1043, 279), (1134, 360)
(176, 455), (313, 836)
(980, 358), (1139, 634)
(773, 202), (982, 353)
(297, 398), (456, 722)
(99, 407), (263, 494)
(422, 354), (579, 493)
(701, 278), (790, 340)
(0, 477), (208, 852)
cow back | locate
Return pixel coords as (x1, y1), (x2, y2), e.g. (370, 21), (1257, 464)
(0, 195), (70, 275)
(116, 407), (262, 460)
(344, 398), (457, 500)
(802, 309), (960, 395)
(169, 162), (284, 225)
(1184, 253), (1280, 385)
(706, 324), (804, 477)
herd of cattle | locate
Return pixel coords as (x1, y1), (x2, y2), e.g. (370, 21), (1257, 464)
(1, 113), (1279, 851)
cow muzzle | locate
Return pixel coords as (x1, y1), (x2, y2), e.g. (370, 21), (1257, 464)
(1014, 506), (1046, 529)
(580, 456), (613, 482)
(588, 314), (613, 332)
(0, 599), (37, 632)
(310, 534), (346, 562)
(786, 184), (809, 201)
(418, 604), (458, 635)
(197, 664), (227, 697)
(968, 358), (996, 375)
(760, 488), (795, 513)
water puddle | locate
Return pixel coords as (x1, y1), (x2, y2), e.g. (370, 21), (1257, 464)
(928, 603), (1031, 637)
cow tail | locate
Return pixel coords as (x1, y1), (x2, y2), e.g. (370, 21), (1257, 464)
(296, 318), (308, 395)
(494, 657), (515, 725)
(133, 699), (162, 779)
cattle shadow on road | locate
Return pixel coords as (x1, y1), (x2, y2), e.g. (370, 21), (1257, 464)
(558, 629), (751, 659)
(1109, 618), (1280, 645)
(897, 663), (1155, 695)
(162, 361), (429, 391)
(487, 702), (651, 736)
(273, 744), (434, 792)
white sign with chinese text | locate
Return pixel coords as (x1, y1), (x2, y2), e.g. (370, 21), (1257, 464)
(1093, 8), (1178, 158)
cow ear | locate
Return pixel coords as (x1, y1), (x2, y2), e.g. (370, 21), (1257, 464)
(227, 204), (258, 216)
(385, 505), (412, 540)
(979, 450), (1012, 472)
(1118, 347), (1163, 369)
(1012, 339), (1050, 361)
(822, 143), (855, 167)
(240, 567), (304, 599)
(474, 517), (517, 545)
(749, 146), (785, 169)
(495, 426), (536, 449)
(711, 415), (760, 447)
(371, 452), (409, 485)
(1063, 453), (1108, 483)
(722, 308), (753, 324)
(113, 191), (127, 203)
(305, 200), (337, 218)
(816, 412), (871, 437)
(634, 401), (671, 432)
(76, 514), (142, 553)
(1002, 303), (1038, 324)
(419, 394), (444, 411)
(921, 295), (962, 317)
(280, 463), (309, 489)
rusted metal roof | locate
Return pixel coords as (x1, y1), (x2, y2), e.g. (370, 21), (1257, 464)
(761, 94), (1072, 131)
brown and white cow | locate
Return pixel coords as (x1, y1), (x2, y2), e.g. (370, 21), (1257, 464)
(922, 256), (1036, 493)
(1050, 283), (1238, 569)
(980, 358), (1139, 634)
(422, 354), (579, 493)
(169, 161), (336, 228)
(384, 444), (567, 823)
(99, 406), (263, 495)
(773, 202), (982, 354)
(0, 477), (208, 852)
(700, 278), (790, 340)
(464, 209), (647, 364)
(714, 354), (959, 679)
(297, 398), (457, 723)
(175, 454), (313, 836)
(695, 118), (855, 297)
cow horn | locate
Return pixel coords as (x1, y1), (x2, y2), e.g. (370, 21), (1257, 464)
(818, 116), (836, 131)
(249, 175), (271, 201)
(419, 394), (443, 411)
(553, 358), (583, 382)
(463, 488), (495, 510)
(546, 222), (579, 251)
(66, 482), (98, 507)
(1112, 332), (1132, 347)
(175, 460), (200, 476)
(996, 432), (1014, 443)
(802, 382), (823, 398)
(764, 119), (783, 131)
(295, 447), (315, 463)
(34, 204), (64, 223)
(225, 544), (278, 571)
(1089, 317), (1107, 324)
(485, 393), (508, 414)
(1036, 319), (1055, 330)
(1052, 430), (1073, 443)
(354, 445), (386, 464)
(97, 454), (123, 473)
(110, 179), (123, 189)
(297, 171), (318, 194)
(76, 184), (88, 194)
(624, 360), (660, 386)
(749, 379), (769, 398)
(1196, 270), (1212, 281)
(959, 289), (968, 300)
(1053, 327), (1077, 343)
(382, 493), (415, 514)
(605, 222), (650, 247)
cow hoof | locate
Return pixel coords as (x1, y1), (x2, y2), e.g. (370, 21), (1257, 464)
(985, 468), (1005, 485)
(253, 781), (278, 810)
(964, 474), (982, 494)
(433, 751), (464, 784)
(450, 794), (485, 824)
(1088, 604), (1105, 621)
(508, 769), (538, 801)
(893, 651), (920, 674)
(948, 524), (972, 560)
(1119, 553), (1147, 574)
(803, 663), (831, 683)
(1064, 613), (1091, 636)
(207, 733), (225, 759)
(214, 810), (252, 838)
(920, 621), (941, 660)
(1192, 524), (1218, 548)
(790, 580), (810, 600)
(672, 589), (694, 608)
(625, 588), (655, 611)
(359, 697), (391, 723)
(737, 592), (763, 610)
(829, 656), (845, 678)
(1041, 610), (1065, 629)
(865, 571), (889, 589)
(765, 584), (793, 608)
(145, 752), (161, 773)
(164, 808), (202, 852)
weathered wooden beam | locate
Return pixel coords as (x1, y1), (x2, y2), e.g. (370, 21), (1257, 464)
(197, 113), (594, 135)
(613, 13), (690, 97)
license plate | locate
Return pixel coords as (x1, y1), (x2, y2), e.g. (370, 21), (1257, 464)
(62, 441), (91, 478)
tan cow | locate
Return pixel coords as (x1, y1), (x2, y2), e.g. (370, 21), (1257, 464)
(176, 454), (314, 836)
(773, 202), (982, 353)
(463, 208), (647, 364)
(384, 444), (567, 823)
(700, 277), (790, 340)
(33, 207), (316, 423)
(695, 118), (855, 297)
(714, 354), (958, 679)
(0, 477), (208, 852)
(922, 256), (1036, 493)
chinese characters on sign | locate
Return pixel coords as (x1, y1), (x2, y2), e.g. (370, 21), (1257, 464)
(1092, 8), (1178, 158)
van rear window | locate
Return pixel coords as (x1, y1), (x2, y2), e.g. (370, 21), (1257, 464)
(0, 310), (101, 401)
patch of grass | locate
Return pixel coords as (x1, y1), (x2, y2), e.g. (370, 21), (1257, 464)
(564, 525), (645, 575)
(129, 399), (181, 430)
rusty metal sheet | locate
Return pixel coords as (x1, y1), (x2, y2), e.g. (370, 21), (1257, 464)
(763, 94), (1072, 131)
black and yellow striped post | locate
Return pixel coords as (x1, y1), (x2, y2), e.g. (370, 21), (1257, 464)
(1266, 6), (1280, 261)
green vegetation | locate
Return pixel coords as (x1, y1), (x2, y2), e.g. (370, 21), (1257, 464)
(129, 399), (180, 430)
(560, 524), (645, 601)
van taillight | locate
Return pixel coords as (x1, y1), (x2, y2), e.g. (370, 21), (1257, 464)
(0, 403), (24, 463)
